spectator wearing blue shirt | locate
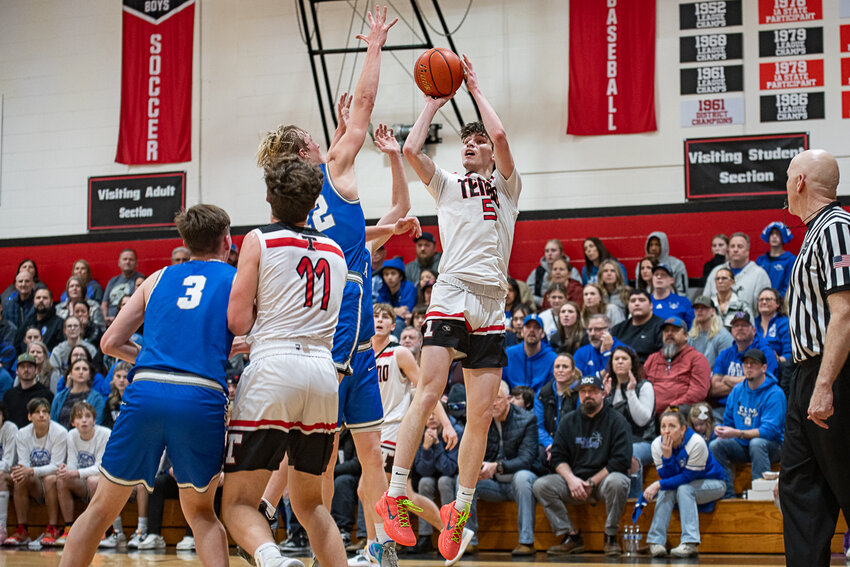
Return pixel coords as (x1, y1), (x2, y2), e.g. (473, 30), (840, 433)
(574, 314), (625, 377)
(710, 312), (778, 415)
(754, 288), (792, 363)
(755, 222), (796, 298)
(374, 256), (417, 331)
(709, 349), (785, 498)
(503, 314), (557, 393)
(651, 264), (694, 328)
(581, 237), (628, 285)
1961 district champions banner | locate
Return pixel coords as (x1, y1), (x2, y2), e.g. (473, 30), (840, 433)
(116, 0), (195, 165)
(567, 0), (657, 136)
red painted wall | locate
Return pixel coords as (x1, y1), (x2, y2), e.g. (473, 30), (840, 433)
(1, 207), (803, 297)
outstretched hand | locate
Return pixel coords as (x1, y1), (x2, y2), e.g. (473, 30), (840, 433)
(355, 6), (397, 48)
(336, 92), (352, 133)
(461, 54), (479, 92)
(373, 123), (400, 155)
(391, 217), (422, 239)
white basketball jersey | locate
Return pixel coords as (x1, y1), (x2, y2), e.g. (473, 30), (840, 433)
(426, 167), (521, 291)
(250, 223), (346, 352)
(375, 344), (411, 426)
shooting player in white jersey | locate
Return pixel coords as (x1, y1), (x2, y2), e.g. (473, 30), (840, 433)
(376, 55), (522, 562)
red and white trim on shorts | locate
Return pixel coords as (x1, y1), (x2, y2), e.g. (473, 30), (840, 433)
(425, 310), (505, 335)
(229, 419), (338, 434)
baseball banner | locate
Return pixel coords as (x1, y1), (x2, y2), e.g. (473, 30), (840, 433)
(116, 0), (195, 165)
(758, 0), (822, 24)
(567, 0), (657, 135)
(759, 59), (824, 90)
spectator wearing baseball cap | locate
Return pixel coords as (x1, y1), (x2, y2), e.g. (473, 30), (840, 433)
(755, 221), (796, 298)
(375, 256), (418, 335)
(709, 348), (786, 497)
(533, 374), (632, 557)
(687, 296), (733, 368)
(503, 314), (557, 394)
(650, 264), (694, 328)
(405, 232), (441, 285)
(710, 312), (779, 416)
(643, 317), (711, 416)
(4, 353), (54, 428)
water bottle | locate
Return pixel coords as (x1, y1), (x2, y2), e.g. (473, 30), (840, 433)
(623, 525), (635, 556)
(633, 523), (642, 554)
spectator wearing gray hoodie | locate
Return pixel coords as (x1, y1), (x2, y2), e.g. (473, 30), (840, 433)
(637, 232), (689, 294)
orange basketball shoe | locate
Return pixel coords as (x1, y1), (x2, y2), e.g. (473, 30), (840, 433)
(375, 492), (419, 546)
(438, 501), (471, 561)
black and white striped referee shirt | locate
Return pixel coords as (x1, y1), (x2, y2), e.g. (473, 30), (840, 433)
(788, 202), (850, 362)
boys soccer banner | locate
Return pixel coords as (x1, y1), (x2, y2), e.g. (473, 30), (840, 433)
(567, 0), (657, 136)
(116, 1), (195, 165)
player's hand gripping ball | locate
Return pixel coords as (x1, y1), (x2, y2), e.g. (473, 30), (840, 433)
(414, 48), (464, 97)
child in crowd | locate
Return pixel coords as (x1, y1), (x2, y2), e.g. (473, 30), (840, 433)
(688, 402), (716, 444)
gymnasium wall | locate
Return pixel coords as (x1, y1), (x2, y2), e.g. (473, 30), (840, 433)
(0, 1), (846, 285)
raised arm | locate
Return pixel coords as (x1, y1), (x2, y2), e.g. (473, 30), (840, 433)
(462, 55), (515, 179)
(402, 95), (452, 185)
(327, 6), (397, 190)
(328, 92), (352, 154)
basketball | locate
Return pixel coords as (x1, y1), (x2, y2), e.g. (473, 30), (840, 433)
(414, 48), (464, 97)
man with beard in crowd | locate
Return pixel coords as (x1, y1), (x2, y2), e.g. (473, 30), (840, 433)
(644, 317), (711, 416)
(15, 288), (64, 353)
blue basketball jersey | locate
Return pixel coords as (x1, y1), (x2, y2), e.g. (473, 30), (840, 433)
(308, 163), (374, 340)
(133, 261), (236, 389)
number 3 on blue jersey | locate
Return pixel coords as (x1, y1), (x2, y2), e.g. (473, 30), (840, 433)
(177, 275), (206, 309)
(310, 194), (336, 231)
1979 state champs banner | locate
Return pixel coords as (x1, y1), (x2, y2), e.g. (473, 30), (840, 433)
(116, 0), (195, 165)
(567, 0), (657, 136)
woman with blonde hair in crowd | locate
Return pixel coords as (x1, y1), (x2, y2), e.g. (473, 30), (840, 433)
(581, 283), (624, 327)
(26, 340), (61, 393)
(102, 361), (132, 429)
(539, 283), (568, 339)
(598, 259), (631, 318)
(687, 296), (733, 368)
(55, 276), (105, 331)
(709, 267), (751, 329)
(62, 259), (104, 304)
(550, 301), (584, 355)
(534, 353), (581, 468)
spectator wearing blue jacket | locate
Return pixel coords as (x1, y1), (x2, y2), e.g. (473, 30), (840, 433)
(643, 408), (726, 558)
(755, 221), (796, 298)
(50, 358), (105, 429)
(709, 349), (785, 498)
(754, 288), (792, 363)
(651, 264), (694, 328)
(710, 312), (778, 413)
(574, 314), (625, 377)
(375, 256), (417, 331)
(503, 314), (557, 393)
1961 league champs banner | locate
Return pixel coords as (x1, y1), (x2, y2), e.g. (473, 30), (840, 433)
(116, 1), (195, 165)
(684, 133), (808, 200)
(567, 0), (657, 135)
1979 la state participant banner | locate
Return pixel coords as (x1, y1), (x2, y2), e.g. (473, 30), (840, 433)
(116, 1), (195, 165)
(567, 0), (657, 136)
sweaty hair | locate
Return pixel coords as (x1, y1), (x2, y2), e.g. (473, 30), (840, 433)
(460, 121), (491, 146)
(174, 204), (231, 256)
(27, 397), (51, 415)
(257, 125), (309, 167)
(71, 401), (97, 422)
(264, 154), (324, 226)
(374, 302), (395, 321)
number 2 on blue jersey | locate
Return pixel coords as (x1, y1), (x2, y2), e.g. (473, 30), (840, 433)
(310, 194), (336, 231)
(177, 275), (206, 309)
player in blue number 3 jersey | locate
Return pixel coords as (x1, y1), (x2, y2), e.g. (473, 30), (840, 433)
(59, 204), (236, 567)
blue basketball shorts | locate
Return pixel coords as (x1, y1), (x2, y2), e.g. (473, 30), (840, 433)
(337, 344), (384, 432)
(331, 279), (366, 375)
(99, 371), (228, 492)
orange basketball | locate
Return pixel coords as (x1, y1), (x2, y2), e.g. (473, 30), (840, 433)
(414, 48), (464, 97)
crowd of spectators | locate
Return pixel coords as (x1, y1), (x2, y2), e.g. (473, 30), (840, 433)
(0, 221), (795, 557)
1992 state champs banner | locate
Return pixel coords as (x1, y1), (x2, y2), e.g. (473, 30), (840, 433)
(116, 1), (195, 165)
(567, 0), (657, 135)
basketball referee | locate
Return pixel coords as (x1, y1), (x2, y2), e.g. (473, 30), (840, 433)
(780, 149), (850, 566)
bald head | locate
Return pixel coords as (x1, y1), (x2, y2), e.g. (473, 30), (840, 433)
(787, 149), (841, 219)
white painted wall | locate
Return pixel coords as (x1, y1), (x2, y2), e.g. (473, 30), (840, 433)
(1, 0), (848, 239)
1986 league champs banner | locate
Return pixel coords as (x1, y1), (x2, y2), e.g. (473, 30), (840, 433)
(567, 0), (657, 135)
(684, 133), (808, 200)
(116, 1), (195, 165)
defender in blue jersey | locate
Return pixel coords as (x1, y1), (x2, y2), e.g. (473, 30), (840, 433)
(59, 205), (235, 567)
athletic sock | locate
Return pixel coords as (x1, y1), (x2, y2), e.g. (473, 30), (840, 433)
(387, 466), (410, 498)
(0, 491), (8, 530)
(455, 485), (475, 513)
(137, 516), (148, 533)
(254, 541), (283, 566)
(113, 516), (123, 533)
(375, 523), (390, 544)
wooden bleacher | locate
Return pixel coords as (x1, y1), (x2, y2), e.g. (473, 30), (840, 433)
(8, 464), (847, 554)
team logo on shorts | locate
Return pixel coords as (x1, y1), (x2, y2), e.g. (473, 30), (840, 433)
(442, 324), (452, 334)
(31, 448), (51, 467)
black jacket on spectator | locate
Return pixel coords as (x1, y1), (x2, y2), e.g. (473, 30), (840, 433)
(549, 404), (632, 479)
(15, 309), (64, 353)
(414, 420), (463, 478)
(608, 380), (656, 443)
(701, 254), (727, 287)
(483, 405), (541, 475)
(4, 293), (34, 332)
(612, 315), (665, 363)
(334, 428), (360, 478)
(0, 317), (16, 347)
(4, 383), (55, 428)
(537, 379), (578, 445)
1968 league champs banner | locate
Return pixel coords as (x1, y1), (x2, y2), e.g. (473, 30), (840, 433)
(116, 1), (195, 165)
(567, 0), (657, 135)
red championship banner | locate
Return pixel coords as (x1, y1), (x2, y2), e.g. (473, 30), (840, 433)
(567, 0), (657, 136)
(116, 0), (194, 165)
(759, 59), (824, 90)
(843, 92), (850, 119)
(843, 58), (850, 87)
(842, 25), (850, 53)
(758, 0), (822, 24)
